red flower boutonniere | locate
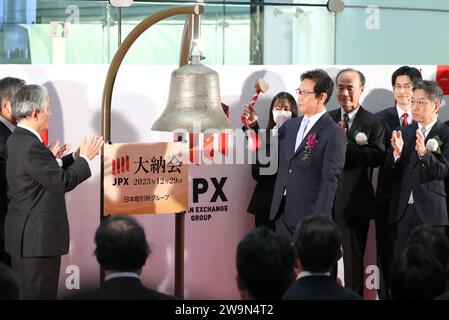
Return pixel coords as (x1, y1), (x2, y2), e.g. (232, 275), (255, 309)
(302, 133), (318, 160)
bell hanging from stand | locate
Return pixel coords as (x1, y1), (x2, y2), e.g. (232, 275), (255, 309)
(151, 40), (233, 132)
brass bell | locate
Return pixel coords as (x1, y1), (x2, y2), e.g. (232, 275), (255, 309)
(151, 57), (233, 132)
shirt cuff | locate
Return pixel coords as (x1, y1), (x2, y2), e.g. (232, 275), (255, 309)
(394, 154), (400, 162)
(56, 158), (63, 167)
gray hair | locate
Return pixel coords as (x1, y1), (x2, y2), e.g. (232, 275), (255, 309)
(0, 77), (26, 105)
(12, 85), (48, 120)
(336, 68), (366, 87)
(413, 80), (443, 104)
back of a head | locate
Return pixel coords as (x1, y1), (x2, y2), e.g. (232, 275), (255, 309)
(407, 225), (449, 268)
(11, 84), (48, 120)
(95, 216), (150, 272)
(389, 244), (447, 300)
(236, 227), (295, 299)
(0, 77), (26, 105)
(294, 215), (341, 273)
(0, 262), (20, 300)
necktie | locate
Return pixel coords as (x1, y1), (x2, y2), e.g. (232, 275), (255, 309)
(295, 117), (310, 151)
(342, 113), (349, 130)
(401, 113), (409, 127)
(421, 126), (426, 137)
(409, 126), (428, 205)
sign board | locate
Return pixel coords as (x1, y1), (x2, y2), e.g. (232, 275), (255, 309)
(104, 142), (189, 215)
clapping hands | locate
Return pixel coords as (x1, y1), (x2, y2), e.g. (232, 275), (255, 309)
(48, 140), (71, 158)
(78, 136), (104, 160)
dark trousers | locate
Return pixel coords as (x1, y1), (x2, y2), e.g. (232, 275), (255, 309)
(0, 239), (11, 267)
(274, 196), (294, 241)
(334, 212), (370, 297)
(393, 203), (446, 257)
(375, 201), (395, 300)
(255, 215), (275, 231)
(11, 255), (61, 300)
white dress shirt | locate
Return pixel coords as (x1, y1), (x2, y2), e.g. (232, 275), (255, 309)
(294, 109), (327, 152)
(396, 106), (413, 126)
(297, 271), (331, 280)
(340, 106), (360, 130)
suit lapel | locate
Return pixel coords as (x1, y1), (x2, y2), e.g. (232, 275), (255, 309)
(425, 120), (442, 143)
(287, 117), (302, 159)
(292, 113), (329, 158)
(405, 122), (419, 167)
(347, 107), (366, 139)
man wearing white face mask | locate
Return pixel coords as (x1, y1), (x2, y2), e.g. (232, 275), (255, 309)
(242, 92), (298, 229)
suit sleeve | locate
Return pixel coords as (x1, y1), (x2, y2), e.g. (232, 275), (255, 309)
(61, 152), (75, 168)
(24, 140), (91, 193)
(315, 128), (347, 215)
(418, 135), (449, 180)
(345, 120), (386, 167)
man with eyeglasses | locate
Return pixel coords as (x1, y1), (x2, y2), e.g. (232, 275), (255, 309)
(387, 80), (449, 262)
(375, 66), (422, 299)
(269, 69), (346, 241)
(328, 68), (386, 297)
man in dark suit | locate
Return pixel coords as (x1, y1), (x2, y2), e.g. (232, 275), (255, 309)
(5, 84), (103, 299)
(283, 215), (361, 300)
(67, 215), (175, 300)
(406, 225), (449, 275)
(375, 66), (422, 298)
(443, 119), (449, 240)
(329, 68), (386, 297)
(270, 69), (347, 241)
(389, 244), (447, 300)
(0, 77), (26, 267)
(387, 80), (449, 258)
(236, 226), (295, 299)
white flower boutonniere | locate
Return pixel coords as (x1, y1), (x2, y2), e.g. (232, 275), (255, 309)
(426, 135), (443, 155)
(355, 132), (368, 146)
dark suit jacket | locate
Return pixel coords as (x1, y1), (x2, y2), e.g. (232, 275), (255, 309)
(0, 121), (12, 263)
(247, 148), (277, 217)
(444, 120), (449, 223)
(329, 107), (386, 222)
(5, 126), (91, 257)
(245, 122), (278, 217)
(269, 112), (346, 229)
(66, 277), (176, 300)
(283, 275), (361, 300)
(436, 290), (449, 300)
(375, 107), (400, 205)
(385, 121), (449, 225)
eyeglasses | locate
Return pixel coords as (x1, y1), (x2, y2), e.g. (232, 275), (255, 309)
(411, 99), (430, 106)
(295, 89), (316, 97)
(394, 84), (413, 90)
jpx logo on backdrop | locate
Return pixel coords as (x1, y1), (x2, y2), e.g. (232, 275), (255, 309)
(112, 155), (130, 186)
(189, 177), (229, 222)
